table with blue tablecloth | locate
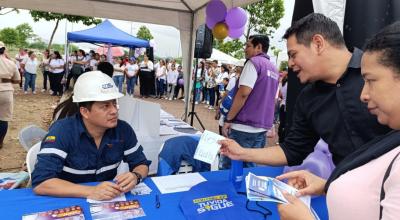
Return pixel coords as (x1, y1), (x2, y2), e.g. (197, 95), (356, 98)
(0, 166), (328, 220)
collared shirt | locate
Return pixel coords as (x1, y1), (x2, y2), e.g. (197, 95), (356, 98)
(281, 48), (391, 166)
(0, 55), (20, 92)
(32, 114), (151, 188)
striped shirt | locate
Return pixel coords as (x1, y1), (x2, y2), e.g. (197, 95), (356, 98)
(32, 114), (150, 187)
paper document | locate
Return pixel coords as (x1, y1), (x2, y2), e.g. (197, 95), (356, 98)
(246, 173), (319, 220)
(194, 130), (225, 164)
(131, 182), (152, 195)
(152, 173), (207, 194)
(87, 193), (126, 203)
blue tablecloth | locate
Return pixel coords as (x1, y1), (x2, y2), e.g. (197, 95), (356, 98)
(0, 166), (328, 220)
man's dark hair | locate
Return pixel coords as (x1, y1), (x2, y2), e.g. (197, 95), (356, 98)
(97, 62), (114, 78)
(283, 13), (345, 48)
(78, 101), (94, 111)
(364, 21), (400, 77)
(248, 34), (270, 53)
(212, 60), (218, 64)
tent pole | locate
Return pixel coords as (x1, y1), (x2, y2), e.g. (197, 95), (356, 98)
(183, 12), (195, 122)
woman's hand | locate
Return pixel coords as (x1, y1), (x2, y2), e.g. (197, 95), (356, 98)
(276, 170), (327, 196)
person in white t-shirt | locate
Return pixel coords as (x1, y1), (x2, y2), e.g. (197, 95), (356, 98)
(15, 48), (28, 89)
(125, 57), (139, 97)
(89, 53), (100, 71)
(49, 51), (65, 96)
(166, 63), (178, 100)
(22, 51), (40, 94)
(155, 59), (167, 99)
(112, 57), (125, 93)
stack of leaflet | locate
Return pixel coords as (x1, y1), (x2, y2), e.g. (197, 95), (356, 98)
(90, 200), (145, 220)
(22, 205), (85, 220)
(246, 173), (320, 220)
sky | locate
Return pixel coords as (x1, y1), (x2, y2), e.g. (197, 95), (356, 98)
(0, 0), (294, 61)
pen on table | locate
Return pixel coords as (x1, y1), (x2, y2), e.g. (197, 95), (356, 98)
(156, 194), (160, 208)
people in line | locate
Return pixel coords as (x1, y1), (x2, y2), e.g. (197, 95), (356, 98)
(219, 13), (391, 169)
(0, 41), (21, 149)
(277, 20), (400, 220)
(32, 71), (150, 200)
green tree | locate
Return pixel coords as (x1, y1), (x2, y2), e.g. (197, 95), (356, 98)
(136, 26), (153, 40)
(30, 11), (101, 50)
(0, 27), (19, 46)
(215, 39), (245, 59)
(244, 0), (284, 40)
(15, 23), (34, 47)
(28, 38), (47, 50)
(279, 61), (288, 71)
(270, 46), (282, 64)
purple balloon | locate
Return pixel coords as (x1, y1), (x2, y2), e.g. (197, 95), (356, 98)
(178, 78), (184, 86)
(206, 0), (227, 23)
(226, 7), (248, 29)
(228, 26), (245, 39)
(206, 16), (218, 29)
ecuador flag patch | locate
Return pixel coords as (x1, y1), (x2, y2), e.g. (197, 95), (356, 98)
(44, 136), (56, 143)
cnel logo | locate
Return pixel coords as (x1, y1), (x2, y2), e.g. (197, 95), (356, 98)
(193, 194), (234, 214)
(101, 83), (114, 89)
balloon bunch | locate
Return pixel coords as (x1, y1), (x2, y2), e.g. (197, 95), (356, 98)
(206, 0), (248, 40)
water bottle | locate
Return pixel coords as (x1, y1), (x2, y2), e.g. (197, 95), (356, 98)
(229, 160), (243, 190)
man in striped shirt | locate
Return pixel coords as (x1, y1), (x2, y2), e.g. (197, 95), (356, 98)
(32, 71), (150, 201)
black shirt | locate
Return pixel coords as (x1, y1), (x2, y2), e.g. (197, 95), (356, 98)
(281, 48), (391, 166)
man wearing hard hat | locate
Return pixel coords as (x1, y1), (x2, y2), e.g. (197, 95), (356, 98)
(32, 71), (150, 200)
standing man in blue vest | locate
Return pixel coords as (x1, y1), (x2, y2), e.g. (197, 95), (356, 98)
(221, 35), (279, 169)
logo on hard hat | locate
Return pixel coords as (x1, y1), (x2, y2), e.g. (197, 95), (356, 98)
(102, 83), (114, 89)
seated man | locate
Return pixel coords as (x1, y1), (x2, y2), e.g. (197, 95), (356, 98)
(32, 71), (150, 201)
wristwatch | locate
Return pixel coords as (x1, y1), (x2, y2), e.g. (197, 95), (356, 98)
(131, 171), (142, 184)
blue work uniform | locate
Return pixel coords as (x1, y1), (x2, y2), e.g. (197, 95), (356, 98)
(32, 114), (151, 188)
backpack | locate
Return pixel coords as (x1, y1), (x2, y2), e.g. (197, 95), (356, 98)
(70, 56), (84, 76)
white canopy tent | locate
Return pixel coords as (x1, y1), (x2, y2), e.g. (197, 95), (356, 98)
(0, 0), (261, 120)
(209, 48), (239, 65)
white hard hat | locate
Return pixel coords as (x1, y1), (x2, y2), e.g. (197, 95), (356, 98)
(72, 71), (124, 103)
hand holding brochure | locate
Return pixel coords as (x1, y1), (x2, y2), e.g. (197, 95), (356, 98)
(246, 172), (310, 206)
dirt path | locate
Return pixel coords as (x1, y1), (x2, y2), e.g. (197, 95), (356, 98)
(0, 81), (59, 172)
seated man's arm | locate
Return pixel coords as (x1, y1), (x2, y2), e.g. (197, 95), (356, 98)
(115, 121), (151, 192)
(35, 178), (123, 201)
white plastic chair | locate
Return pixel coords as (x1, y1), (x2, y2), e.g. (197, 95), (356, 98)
(18, 125), (47, 151)
(26, 142), (41, 185)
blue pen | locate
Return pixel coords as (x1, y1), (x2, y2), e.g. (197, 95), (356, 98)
(156, 194), (160, 208)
